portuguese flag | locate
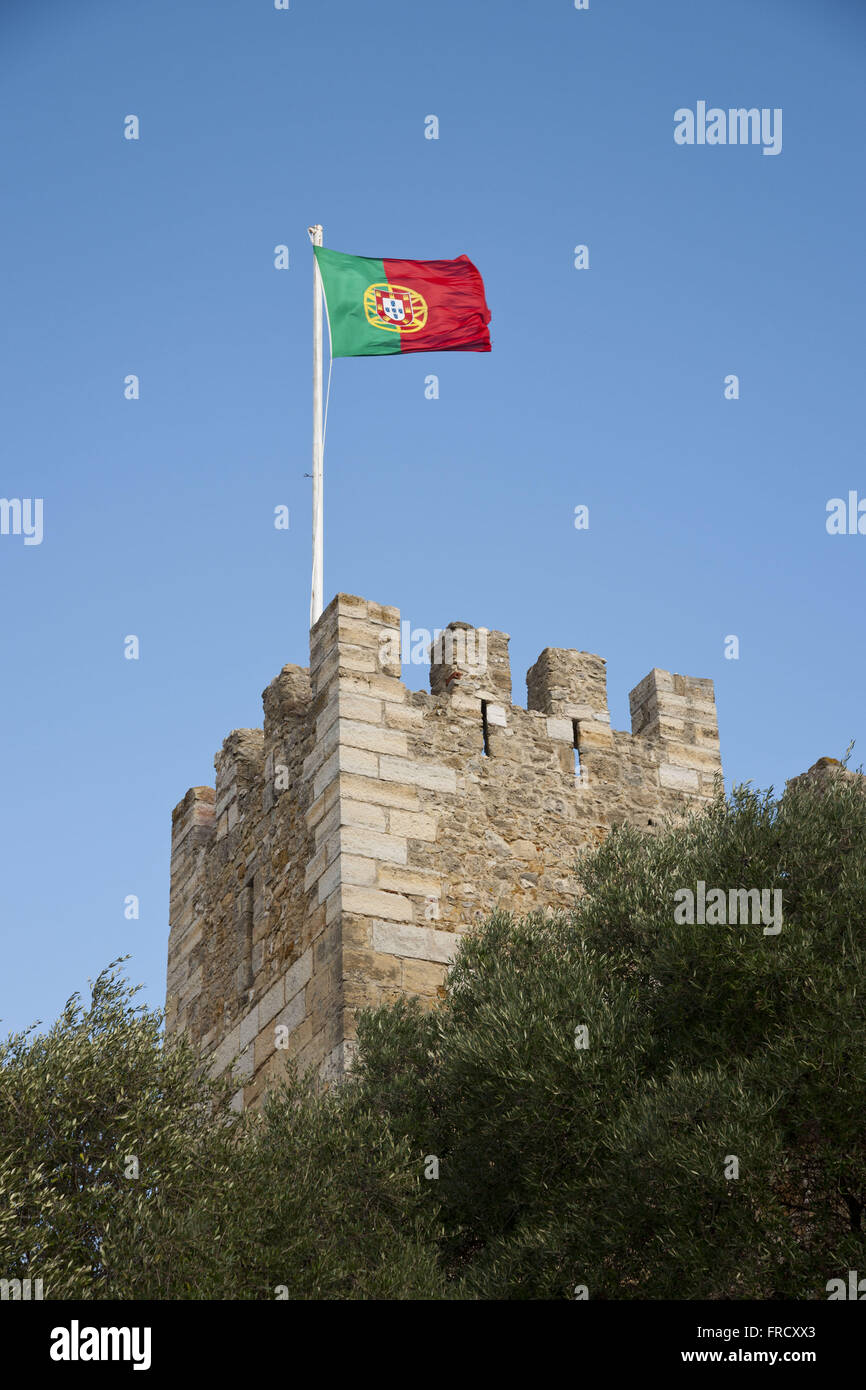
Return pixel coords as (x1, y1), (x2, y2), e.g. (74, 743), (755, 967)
(313, 246), (492, 357)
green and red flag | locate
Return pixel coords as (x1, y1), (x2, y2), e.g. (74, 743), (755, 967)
(313, 246), (492, 357)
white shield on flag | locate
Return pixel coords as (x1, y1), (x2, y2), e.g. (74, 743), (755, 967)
(382, 295), (405, 322)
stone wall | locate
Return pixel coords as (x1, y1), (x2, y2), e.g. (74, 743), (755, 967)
(166, 593), (722, 1109)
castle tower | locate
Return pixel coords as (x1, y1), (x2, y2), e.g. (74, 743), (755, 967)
(166, 594), (722, 1109)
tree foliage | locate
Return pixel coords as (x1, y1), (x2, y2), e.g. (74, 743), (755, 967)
(2, 770), (864, 1298)
(355, 771), (866, 1298)
(0, 963), (441, 1299)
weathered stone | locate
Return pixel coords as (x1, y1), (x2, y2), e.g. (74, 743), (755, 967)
(371, 921), (460, 963)
(402, 958), (448, 995)
(167, 590), (725, 1112)
(388, 809), (438, 841)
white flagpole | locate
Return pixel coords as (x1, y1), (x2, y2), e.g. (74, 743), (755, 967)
(308, 223), (324, 627)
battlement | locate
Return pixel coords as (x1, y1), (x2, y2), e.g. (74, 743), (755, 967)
(166, 593), (722, 1108)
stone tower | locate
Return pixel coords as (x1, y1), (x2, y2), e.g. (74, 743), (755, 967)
(166, 593), (722, 1108)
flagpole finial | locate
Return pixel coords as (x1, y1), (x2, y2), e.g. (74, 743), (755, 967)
(308, 224), (323, 246)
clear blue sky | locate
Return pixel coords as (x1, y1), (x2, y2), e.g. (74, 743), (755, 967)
(1, 0), (863, 1036)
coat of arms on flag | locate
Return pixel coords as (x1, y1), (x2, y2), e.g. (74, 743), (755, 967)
(378, 289), (410, 323)
(364, 282), (428, 334)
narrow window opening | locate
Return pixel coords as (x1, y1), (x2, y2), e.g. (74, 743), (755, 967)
(481, 700), (491, 757)
(572, 719), (581, 778)
(240, 881), (254, 991)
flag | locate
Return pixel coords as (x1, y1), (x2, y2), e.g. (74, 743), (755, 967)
(313, 246), (492, 357)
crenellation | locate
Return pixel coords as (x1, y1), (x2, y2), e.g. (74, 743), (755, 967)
(166, 592), (723, 1107)
(527, 647), (611, 725)
(628, 667), (722, 798)
(428, 621), (511, 701)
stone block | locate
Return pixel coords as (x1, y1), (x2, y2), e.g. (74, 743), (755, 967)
(384, 703), (426, 730)
(208, 1025), (240, 1078)
(339, 772), (420, 809)
(274, 989), (306, 1040)
(659, 763), (701, 791)
(340, 855), (378, 887)
(232, 1045), (254, 1082)
(258, 976), (285, 1027)
(285, 948), (313, 1003)
(337, 720), (408, 757)
(343, 948), (402, 986)
(342, 885), (414, 922)
(546, 716), (574, 742)
(339, 799), (389, 832)
(388, 809), (438, 841)
(339, 824), (408, 864)
(371, 921), (459, 963)
(402, 958), (448, 995)
(376, 864), (442, 897)
(378, 756), (458, 793)
(239, 1006), (259, 1052)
